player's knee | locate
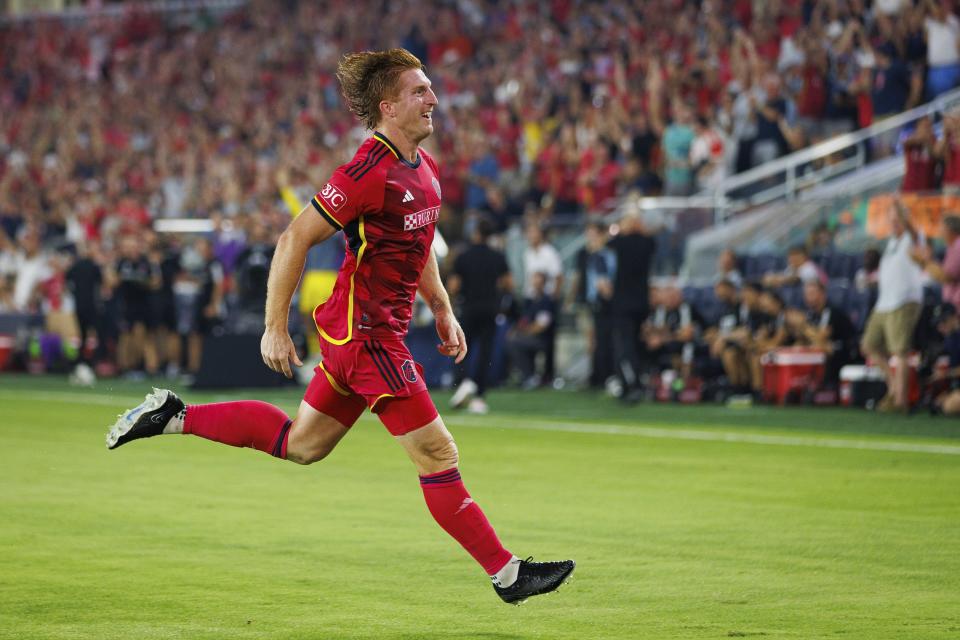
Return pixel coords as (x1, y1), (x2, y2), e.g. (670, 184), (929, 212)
(289, 441), (335, 465)
(421, 435), (459, 469)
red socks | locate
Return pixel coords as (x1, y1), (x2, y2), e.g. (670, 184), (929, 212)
(183, 406), (509, 573)
(184, 401), (292, 458)
(420, 468), (513, 575)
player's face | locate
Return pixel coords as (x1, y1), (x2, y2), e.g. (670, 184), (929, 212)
(390, 68), (437, 142)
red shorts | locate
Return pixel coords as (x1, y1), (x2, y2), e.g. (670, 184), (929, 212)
(303, 338), (438, 436)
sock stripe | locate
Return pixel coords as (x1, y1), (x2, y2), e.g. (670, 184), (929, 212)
(420, 469), (462, 485)
(271, 420), (292, 458)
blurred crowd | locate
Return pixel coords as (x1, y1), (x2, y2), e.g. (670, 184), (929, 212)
(0, 214), (283, 380)
(442, 201), (960, 416)
(2, 0), (960, 249)
(3, 0), (960, 408)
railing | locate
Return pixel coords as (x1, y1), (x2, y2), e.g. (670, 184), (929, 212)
(670, 84), (960, 224)
(555, 85), (960, 268)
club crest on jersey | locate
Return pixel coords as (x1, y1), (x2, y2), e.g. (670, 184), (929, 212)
(401, 359), (417, 383)
(431, 176), (442, 199)
(403, 206), (440, 231)
(319, 182), (347, 211)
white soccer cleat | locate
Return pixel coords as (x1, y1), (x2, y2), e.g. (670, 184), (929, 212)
(105, 388), (185, 450)
(450, 378), (477, 409)
(466, 397), (489, 415)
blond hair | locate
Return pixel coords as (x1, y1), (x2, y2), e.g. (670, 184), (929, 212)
(336, 48), (424, 130)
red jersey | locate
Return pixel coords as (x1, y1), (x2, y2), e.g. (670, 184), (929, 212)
(311, 133), (440, 343)
(944, 137), (960, 187)
(901, 140), (936, 193)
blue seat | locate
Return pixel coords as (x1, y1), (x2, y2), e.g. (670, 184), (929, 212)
(781, 285), (804, 309)
(755, 254), (783, 276)
(827, 282), (850, 309)
(682, 286), (702, 308)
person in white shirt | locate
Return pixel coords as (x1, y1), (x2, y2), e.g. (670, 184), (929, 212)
(6, 226), (52, 313)
(522, 222), (563, 300)
(521, 222), (563, 383)
(924, 0), (960, 99)
(860, 201), (925, 412)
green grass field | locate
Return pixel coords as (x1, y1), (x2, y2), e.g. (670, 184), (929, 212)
(2, 374), (960, 639)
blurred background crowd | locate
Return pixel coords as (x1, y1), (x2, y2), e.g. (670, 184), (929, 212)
(3, 0), (960, 414)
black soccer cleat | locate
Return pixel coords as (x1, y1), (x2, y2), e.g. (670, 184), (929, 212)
(106, 388), (184, 450)
(493, 557), (576, 605)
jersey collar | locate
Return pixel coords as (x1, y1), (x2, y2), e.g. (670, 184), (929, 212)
(373, 132), (421, 169)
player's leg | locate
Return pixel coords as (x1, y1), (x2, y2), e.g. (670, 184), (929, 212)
(860, 310), (892, 408)
(380, 393), (574, 604)
(471, 313), (496, 399)
(106, 364), (365, 458)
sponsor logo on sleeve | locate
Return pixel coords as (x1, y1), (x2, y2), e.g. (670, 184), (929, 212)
(319, 183), (347, 211)
(403, 206), (440, 231)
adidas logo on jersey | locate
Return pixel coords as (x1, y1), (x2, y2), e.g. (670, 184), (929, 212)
(402, 190), (414, 203)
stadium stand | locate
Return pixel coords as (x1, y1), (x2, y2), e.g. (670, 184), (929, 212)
(2, 0), (960, 413)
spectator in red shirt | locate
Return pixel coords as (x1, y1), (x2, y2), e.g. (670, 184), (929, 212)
(901, 117), (938, 193)
(937, 111), (960, 195)
(577, 141), (621, 214)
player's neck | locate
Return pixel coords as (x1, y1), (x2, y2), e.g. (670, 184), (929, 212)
(376, 126), (420, 163)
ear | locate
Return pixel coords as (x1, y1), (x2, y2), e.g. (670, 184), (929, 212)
(379, 99), (395, 121)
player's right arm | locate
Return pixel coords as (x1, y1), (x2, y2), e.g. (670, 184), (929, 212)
(261, 203), (339, 378)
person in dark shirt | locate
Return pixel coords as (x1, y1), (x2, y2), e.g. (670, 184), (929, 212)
(448, 218), (511, 414)
(708, 280), (768, 393)
(234, 221), (275, 314)
(608, 210), (656, 403)
(66, 243), (103, 365)
(749, 289), (789, 393)
(185, 237), (224, 376)
(785, 280), (857, 387)
(857, 42), (921, 158)
(929, 304), (960, 414)
(153, 235), (182, 376)
(507, 271), (556, 387)
(643, 286), (704, 378)
(114, 235), (160, 375)
(571, 222), (617, 388)
(870, 44), (914, 119)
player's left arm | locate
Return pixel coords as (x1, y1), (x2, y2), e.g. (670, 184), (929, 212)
(418, 250), (467, 364)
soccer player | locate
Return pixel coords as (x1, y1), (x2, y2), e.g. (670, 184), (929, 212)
(105, 48), (574, 605)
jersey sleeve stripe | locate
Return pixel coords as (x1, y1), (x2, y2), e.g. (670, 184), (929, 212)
(345, 145), (376, 177)
(352, 146), (390, 181)
(312, 196), (344, 230)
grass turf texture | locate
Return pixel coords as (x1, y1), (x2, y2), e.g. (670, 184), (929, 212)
(0, 374), (958, 639)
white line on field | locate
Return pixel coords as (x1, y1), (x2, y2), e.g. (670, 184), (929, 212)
(4, 388), (960, 456)
(447, 417), (960, 455)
